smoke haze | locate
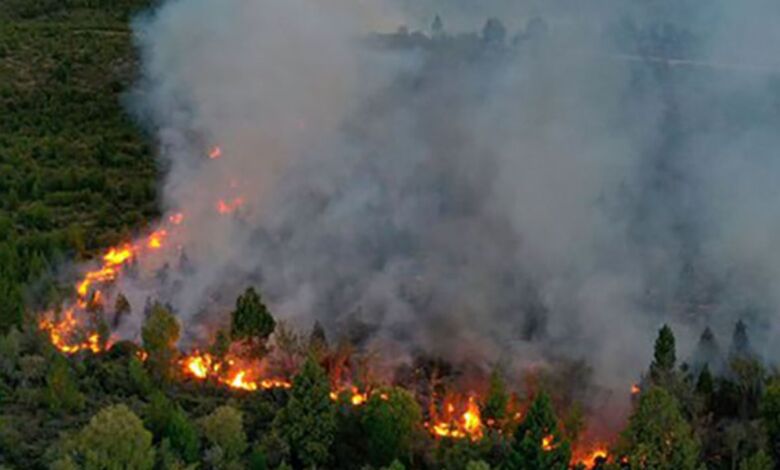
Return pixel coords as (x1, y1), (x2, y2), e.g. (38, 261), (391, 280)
(119, 0), (780, 419)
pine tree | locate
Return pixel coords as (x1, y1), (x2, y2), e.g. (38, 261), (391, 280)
(482, 367), (509, 425)
(650, 324), (676, 382)
(271, 356), (336, 468)
(696, 364), (714, 405)
(692, 326), (723, 374)
(431, 15), (444, 37)
(482, 18), (507, 46)
(361, 387), (422, 468)
(731, 320), (752, 359)
(506, 392), (571, 469)
(145, 392), (200, 463)
(308, 321), (329, 361)
(46, 356), (85, 412)
(761, 380), (780, 463)
(141, 303), (180, 382)
(231, 287), (276, 358)
(615, 387), (700, 469)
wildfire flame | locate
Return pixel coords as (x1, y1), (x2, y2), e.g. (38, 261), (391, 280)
(180, 352), (291, 392)
(169, 212), (184, 225)
(39, 308), (102, 354)
(542, 434), (554, 451)
(209, 146), (222, 159)
(147, 230), (167, 249)
(429, 396), (484, 441)
(217, 197), (245, 214)
(573, 445), (610, 468)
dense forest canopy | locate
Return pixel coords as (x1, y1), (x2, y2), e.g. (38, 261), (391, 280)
(2, 0), (780, 469)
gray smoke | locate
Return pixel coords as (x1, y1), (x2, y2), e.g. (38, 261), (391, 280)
(116, 0), (780, 416)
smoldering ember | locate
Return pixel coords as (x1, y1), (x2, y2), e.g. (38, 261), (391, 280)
(3, 0), (780, 469)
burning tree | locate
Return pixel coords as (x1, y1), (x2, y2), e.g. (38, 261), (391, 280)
(507, 391), (571, 470)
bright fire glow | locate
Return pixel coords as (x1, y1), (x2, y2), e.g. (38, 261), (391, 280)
(573, 445), (610, 468)
(147, 230), (167, 249)
(429, 396), (484, 441)
(209, 146), (223, 159)
(39, 308), (102, 354)
(542, 434), (554, 451)
(169, 213), (184, 225)
(217, 197), (245, 214)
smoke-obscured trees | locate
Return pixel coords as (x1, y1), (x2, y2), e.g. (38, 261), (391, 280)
(650, 324), (676, 381)
(761, 380), (780, 464)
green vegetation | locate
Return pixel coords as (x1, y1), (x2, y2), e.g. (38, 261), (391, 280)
(3, 3), (780, 469)
(0, 0), (157, 332)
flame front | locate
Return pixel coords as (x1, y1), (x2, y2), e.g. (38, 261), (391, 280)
(429, 396), (484, 441)
(573, 444), (610, 468)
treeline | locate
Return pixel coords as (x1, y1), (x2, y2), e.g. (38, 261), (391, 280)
(3, 285), (780, 469)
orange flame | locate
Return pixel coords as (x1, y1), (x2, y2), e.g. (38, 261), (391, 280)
(631, 383), (641, 395)
(216, 197), (245, 214)
(39, 308), (102, 354)
(147, 230), (167, 249)
(572, 445), (609, 468)
(542, 434), (554, 451)
(169, 213), (185, 225)
(209, 146), (223, 159)
(429, 396), (484, 441)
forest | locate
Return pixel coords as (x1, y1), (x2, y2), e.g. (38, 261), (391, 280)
(3, 0), (780, 469)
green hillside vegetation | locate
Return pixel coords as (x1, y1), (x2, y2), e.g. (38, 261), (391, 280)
(0, 0), (157, 330)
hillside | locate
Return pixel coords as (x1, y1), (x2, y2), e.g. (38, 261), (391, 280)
(0, 0), (157, 331)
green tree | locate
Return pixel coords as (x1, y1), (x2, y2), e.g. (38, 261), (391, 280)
(141, 303), (180, 381)
(144, 392), (199, 463)
(465, 461), (491, 470)
(361, 387), (422, 467)
(506, 391), (570, 470)
(230, 287), (276, 358)
(615, 387), (700, 469)
(67, 404), (155, 469)
(0, 278), (24, 333)
(482, 367), (509, 424)
(739, 450), (774, 470)
(761, 380), (780, 462)
(650, 325), (676, 381)
(46, 355), (85, 412)
(200, 405), (248, 462)
(271, 356), (336, 468)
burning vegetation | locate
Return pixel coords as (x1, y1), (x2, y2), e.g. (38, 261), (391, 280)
(31, 142), (620, 466)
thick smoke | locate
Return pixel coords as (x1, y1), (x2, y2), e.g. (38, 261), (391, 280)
(121, 0), (780, 416)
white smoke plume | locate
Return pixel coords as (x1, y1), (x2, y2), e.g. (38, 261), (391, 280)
(100, 0), (780, 425)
